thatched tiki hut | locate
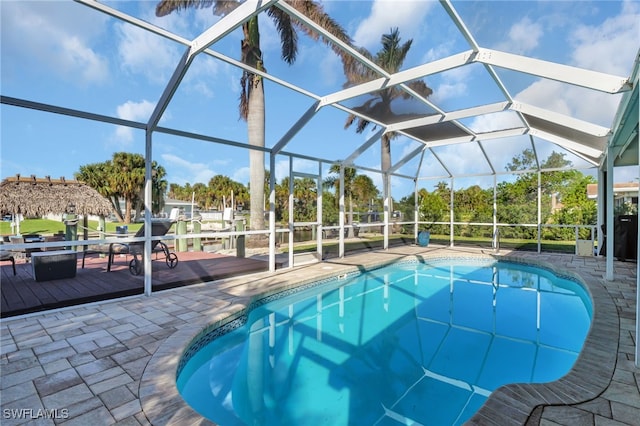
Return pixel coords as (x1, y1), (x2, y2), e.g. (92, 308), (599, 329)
(0, 175), (113, 236)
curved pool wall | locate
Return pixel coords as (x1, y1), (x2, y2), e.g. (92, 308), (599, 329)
(140, 251), (619, 426)
(178, 259), (593, 425)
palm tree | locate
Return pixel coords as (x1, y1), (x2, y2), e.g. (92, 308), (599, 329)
(76, 162), (121, 219)
(208, 174), (249, 210)
(76, 152), (167, 223)
(344, 28), (432, 203)
(156, 0), (355, 235)
(352, 174), (379, 205)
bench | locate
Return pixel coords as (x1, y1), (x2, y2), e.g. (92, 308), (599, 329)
(31, 250), (77, 282)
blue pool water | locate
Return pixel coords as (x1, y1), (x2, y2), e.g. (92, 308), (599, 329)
(178, 260), (592, 425)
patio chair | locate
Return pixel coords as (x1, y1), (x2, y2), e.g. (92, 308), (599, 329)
(82, 220), (178, 275)
(0, 249), (16, 275)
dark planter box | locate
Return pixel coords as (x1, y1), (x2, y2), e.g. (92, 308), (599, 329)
(31, 250), (77, 282)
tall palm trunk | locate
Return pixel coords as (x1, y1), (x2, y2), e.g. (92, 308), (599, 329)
(243, 17), (266, 232)
(248, 75), (265, 231)
(124, 199), (133, 224)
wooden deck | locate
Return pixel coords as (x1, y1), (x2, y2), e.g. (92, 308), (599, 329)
(0, 250), (274, 318)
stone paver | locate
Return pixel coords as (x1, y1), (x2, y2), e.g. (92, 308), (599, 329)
(0, 247), (638, 425)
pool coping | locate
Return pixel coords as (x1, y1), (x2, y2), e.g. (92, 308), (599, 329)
(139, 251), (619, 425)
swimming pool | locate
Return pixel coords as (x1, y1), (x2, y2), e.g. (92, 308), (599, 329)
(177, 259), (592, 425)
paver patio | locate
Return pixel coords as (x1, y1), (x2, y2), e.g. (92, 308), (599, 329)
(1, 246), (638, 425)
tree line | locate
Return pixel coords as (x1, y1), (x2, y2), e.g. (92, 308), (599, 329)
(398, 149), (597, 240)
(77, 149), (597, 244)
(168, 164), (381, 227)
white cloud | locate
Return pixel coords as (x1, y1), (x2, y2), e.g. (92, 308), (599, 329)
(1, 1), (109, 85)
(432, 82), (467, 104)
(116, 22), (180, 84)
(423, 42), (454, 63)
(570, 0), (639, 75)
(113, 100), (156, 144)
(352, 0), (433, 50)
(468, 111), (526, 134)
(232, 167), (250, 186)
(515, 80), (621, 127)
(475, 2), (638, 135)
(496, 17), (543, 54)
(117, 99), (156, 121)
(512, 2), (638, 127)
(116, 7), (225, 99)
(183, 55), (221, 98)
(298, 44), (344, 89)
(427, 143), (484, 178)
(161, 153), (216, 185)
(430, 63), (473, 105)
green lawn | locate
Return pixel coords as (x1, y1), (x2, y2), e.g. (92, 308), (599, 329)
(287, 233), (578, 255)
(1, 219), (142, 237)
(1, 219), (580, 255)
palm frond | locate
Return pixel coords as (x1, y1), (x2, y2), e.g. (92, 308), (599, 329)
(156, 0), (215, 17)
(376, 28), (412, 73)
(239, 72), (250, 120)
(406, 80), (433, 99)
(267, 6), (298, 64)
(344, 114), (356, 129)
(356, 118), (371, 134)
(285, 1), (371, 85)
(213, 0), (241, 17)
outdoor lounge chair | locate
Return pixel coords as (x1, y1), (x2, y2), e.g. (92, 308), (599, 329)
(0, 249), (16, 275)
(82, 220), (178, 275)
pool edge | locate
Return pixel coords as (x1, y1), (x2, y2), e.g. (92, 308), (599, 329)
(139, 250), (619, 426)
(467, 254), (619, 425)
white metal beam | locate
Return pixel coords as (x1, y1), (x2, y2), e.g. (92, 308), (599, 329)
(605, 149), (616, 281)
(143, 131), (153, 296)
(529, 128), (604, 158)
(276, 1), (383, 80)
(511, 102), (611, 137)
(440, 0), (480, 51)
(474, 128), (529, 140)
(474, 48), (630, 94)
(562, 147), (600, 167)
(147, 49), (192, 130)
(269, 153), (277, 272)
(151, 1), (276, 130)
(386, 101), (510, 133)
(76, 0), (320, 103)
(279, 0), (484, 147)
(75, 0), (183, 42)
(476, 141), (497, 175)
(529, 134), (541, 169)
(390, 144), (426, 173)
(319, 51), (474, 107)
(156, 126), (269, 152)
(189, 0), (277, 59)
(272, 101), (321, 154)
(1, 96), (145, 129)
(343, 128), (385, 165)
(426, 135), (475, 148)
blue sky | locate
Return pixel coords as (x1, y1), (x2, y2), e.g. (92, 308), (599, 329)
(1, 0), (639, 200)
